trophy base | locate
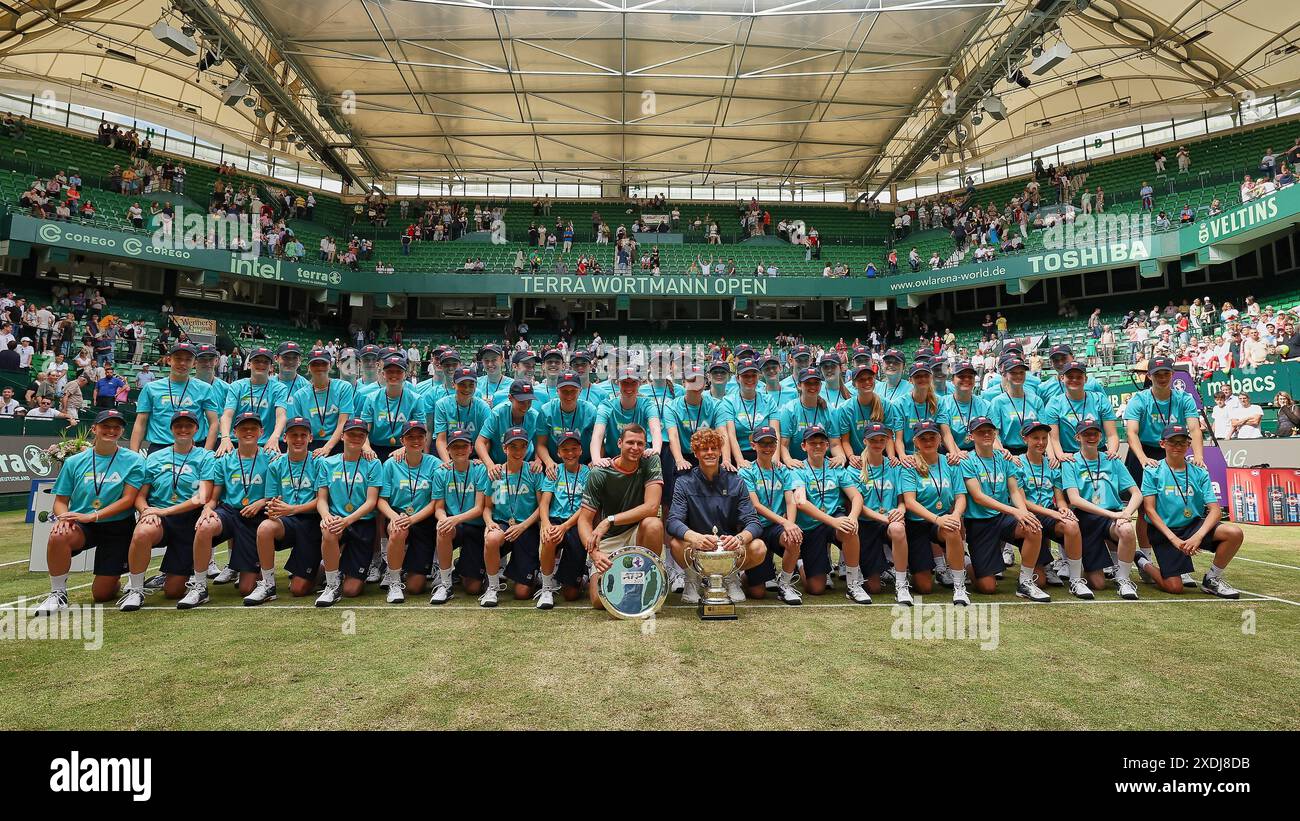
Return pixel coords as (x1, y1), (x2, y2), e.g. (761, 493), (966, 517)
(698, 600), (737, 620)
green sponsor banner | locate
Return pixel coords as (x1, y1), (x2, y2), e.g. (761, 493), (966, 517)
(1179, 183), (1299, 254)
(1199, 362), (1300, 407)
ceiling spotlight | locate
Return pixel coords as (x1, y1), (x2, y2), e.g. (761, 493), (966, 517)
(254, 107), (266, 118)
(981, 94), (1007, 120)
(181, 24), (196, 37)
(1031, 45), (1044, 57)
(1009, 68), (1032, 88)
(295, 141), (307, 151)
(1075, 0), (1092, 10)
(971, 112), (984, 126)
(242, 96), (256, 107)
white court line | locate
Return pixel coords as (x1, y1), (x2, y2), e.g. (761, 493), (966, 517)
(0, 548), (230, 610)
(1232, 588), (1300, 607)
(0, 558), (30, 568)
(1233, 556), (1300, 572)
(18, 595), (1267, 613)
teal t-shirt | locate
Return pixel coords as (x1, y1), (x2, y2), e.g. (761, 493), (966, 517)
(740, 462), (802, 520)
(1016, 457), (1061, 508)
(723, 392), (779, 449)
(938, 394), (991, 450)
(855, 460), (902, 516)
(595, 396), (661, 455)
(834, 397), (903, 455)
(541, 463), (591, 520)
(477, 403), (539, 464)
(290, 379), (356, 440)
(761, 384), (799, 409)
(206, 449), (273, 507)
(53, 446), (147, 521)
(793, 462), (854, 530)
(664, 394), (724, 454)
(380, 454), (439, 514)
(488, 466), (544, 523)
(960, 451), (1017, 519)
(578, 381), (613, 408)
(898, 460), (965, 520)
(432, 394), (492, 438)
(1043, 391), (1117, 453)
(1037, 374), (1106, 407)
(1122, 389), (1199, 446)
(360, 385), (422, 446)
(355, 379), (383, 405)
(137, 377), (218, 444)
(143, 445), (213, 506)
(224, 378), (291, 445)
(475, 374), (514, 406)
(537, 399), (598, 462)
(265, 453), (321, 506)
(316, 454), (383, 519)
(431, 462), (491, 526)
(1061, 455), (1136, 511)
(988, 391), (1045, 449)
(778, 400), (839, 461)
(890, 393), (951, 452)
(1141, 460), (1217, 528)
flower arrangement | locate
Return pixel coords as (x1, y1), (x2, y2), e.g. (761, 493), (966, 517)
(44, 434), (91, 466)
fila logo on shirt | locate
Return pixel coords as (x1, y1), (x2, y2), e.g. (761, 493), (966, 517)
(376, 410), (410, 423)
(82, 470), (125, 484)
(862, 477), (895, 492)
(230, 473), (264, 487)
(281, 475), (314, 492)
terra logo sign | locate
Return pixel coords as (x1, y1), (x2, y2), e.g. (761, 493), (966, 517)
(23, 446), (52, 476)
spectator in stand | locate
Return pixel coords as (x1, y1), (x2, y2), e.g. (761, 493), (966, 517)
(1274, 392), (1300, 436)
(1228, 393), (1262, 439)
(1154, 149), (1167, 173)
(1176, 145), (1190, 173)
(93, 363), (125, 409)
(0, 387), (22, 416)
(1139, 181), (1153, 210)
(0, 340), (19, 370)
(136, 363), (155, 388)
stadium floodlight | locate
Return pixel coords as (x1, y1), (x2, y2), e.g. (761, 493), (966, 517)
(971, 111), (984, 126)
(151, 20), (198, 57)
(981, 95), (1007, 121)
(222, 77), (250, 107)
(1009, 68), (1032, 88)
(1029, 41), (1073, 75)
(1031, 44), (1044, 57)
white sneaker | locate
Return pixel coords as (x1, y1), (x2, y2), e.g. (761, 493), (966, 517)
(1102, 564), (1118, 580)
(934, 567), (954, 587)
(314, 583), (342, 607)
(669, 569), (686, 594)
(1201, 574), (1239, 599)
(143, 573), (166, 590)
(176, 581), (209, 609)
(1001, 544), (1015, 567)
(952, 584), (971, 607)
(1016, 578), (1051, 602)
(681, 577), (702, 605)
(243, 580), (277, 606)
(478, 585), (499, 608)
(31, 590), (69, 616)
(430, 583), (453, 605)
(386, 580), (406, 604)
(535, 586), (555, 610)
(724, 574), (745, 603)
(895, 583), (914, 607)
(366, 557), (384, 585)
(835, 559), (848, 579)
(1044, 566), (1062, 586)
(845, 571), (872, 604)
(1180, 572), (1198, 590)
(1068, 577), (1095, 600)
(212, 565), (237, 585)
(205, 560), (220, 579)
(775, 579), (802, 605)
(1115, 576), (1139, 600)
(117, 588), (145, 612)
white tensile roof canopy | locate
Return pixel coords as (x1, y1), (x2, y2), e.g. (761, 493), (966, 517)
(0, 0), (1296, 194)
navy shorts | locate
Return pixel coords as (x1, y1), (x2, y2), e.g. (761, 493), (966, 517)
(1150, 519), (1222, 577)
(146, 442), (171, 455)
(158, 509), (202, 576)
(902, 519), (940, 573)
(856, 519), (892, 577)
(745, 522), (788, 584)
(71, 518), (136, 577)
(1075, 510), (1119, 572)
(1125, 442), (1164, 486)
(964, 513), (1020, 578)
(399, 520), (437, 575)
(552, 528), (589, 589)
(277, 514), (323, 580)
(502, 525), (542, 585)
(1035, 512), (1062, 561)
(214, 504), (265, 573)
(336, 518), (378, 580)
(450, 522), (489, 580)
(797, 523), (839, 579)
(309, 439), (341, 455)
